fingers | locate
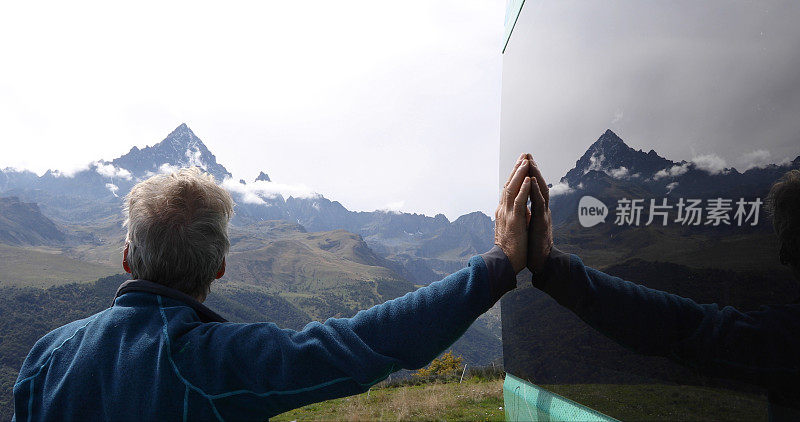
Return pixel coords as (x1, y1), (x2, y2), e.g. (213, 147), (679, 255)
(530, 176), (546, 218)
(514, 177), (531, 215)
(504, 153), (526, 188)
(529, 158), (550, 209)
(504, 160), (530, 208)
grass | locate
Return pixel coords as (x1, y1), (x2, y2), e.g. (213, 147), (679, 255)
(0, 243), (118, 288)
(272, 379), (769, 421)
(273, 378), (505, 421)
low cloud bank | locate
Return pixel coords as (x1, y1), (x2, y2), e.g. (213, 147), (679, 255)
(221, 178), (319, 205)
(95, 162), (132, 180)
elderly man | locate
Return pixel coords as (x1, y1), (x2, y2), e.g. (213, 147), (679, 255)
(12, 154), (536, 421)
(525, 163), (800, 421)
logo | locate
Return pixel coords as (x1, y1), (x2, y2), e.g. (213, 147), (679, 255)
(578, 196), (608, 228)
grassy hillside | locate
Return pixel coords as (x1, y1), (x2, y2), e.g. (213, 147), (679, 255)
(0, 243), (118, 288)
(0, 219), (504, 418)
(273, 379), (506, 421)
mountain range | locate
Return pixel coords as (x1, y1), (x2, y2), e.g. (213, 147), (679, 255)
(2, 126), (797, 418)
(0, 123), (494, 284)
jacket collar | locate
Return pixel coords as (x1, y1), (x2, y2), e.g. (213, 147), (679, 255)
(113, 279), (228, 323)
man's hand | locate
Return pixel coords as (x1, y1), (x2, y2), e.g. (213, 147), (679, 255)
(494, 153), (533, 273)
(527, 158), (554, 273)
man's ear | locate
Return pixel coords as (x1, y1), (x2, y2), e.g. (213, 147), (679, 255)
(122, 243), (131, 274)
(216, 257), (226, 279)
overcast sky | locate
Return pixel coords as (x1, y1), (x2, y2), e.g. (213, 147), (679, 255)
(0, 0), (505, 220)
(501, 1), (800, 187)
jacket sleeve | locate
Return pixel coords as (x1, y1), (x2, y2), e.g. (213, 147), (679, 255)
(167, 246), (516, 420)
(532, 248), (800, 392)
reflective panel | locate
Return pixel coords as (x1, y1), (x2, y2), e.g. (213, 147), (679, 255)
(500, 1), (800, 420)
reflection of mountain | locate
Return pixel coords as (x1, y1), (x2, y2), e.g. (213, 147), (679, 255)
(503, 129), (800, 388)
(553, 129), (800, 227)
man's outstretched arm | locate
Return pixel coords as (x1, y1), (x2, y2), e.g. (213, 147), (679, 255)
(171, 154), (536, 419)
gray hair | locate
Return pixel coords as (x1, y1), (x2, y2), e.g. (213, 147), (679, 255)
(767, 169), (800, 266)
(124, 167), (234, 299)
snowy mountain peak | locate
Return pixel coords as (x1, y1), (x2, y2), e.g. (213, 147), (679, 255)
(111, 124), (232, 182)
(255, 171), (271, 182)
(165, 123), (200, 149)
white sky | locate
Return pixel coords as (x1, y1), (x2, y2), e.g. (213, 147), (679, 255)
(0, 0), (505, 220)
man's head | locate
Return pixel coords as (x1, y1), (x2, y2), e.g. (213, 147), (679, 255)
(767, 169), (800, 272)
(123, 167), (234, 300)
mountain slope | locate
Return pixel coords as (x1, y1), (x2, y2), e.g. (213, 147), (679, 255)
(0, 197), (64, 246)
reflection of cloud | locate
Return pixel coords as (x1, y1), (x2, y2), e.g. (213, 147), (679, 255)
(740, 149), (772, 170)
(221, 178), (319, 205)
(611, 109), (624, 124)
(502, 1), (800, 188)
(609, 166), (629, 179)
(654, 155), (727, 178)
(549, 181), (574, 196)
(584, 153), (605, 174)
(692, 154), (727, 175)
(654, 163), (690, 180)
(666, 181), (678, 194)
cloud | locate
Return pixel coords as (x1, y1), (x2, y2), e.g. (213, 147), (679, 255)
(739, 149), (772, 170)
(47, 162), (91, 178)
(380, 200), (405, 213)
(692, 154), (727, 175)
(105, 183), (119, 197)
(158, 163), (181, 174)
(185, 148), (207, 170)
(221, 178), (319, 205)
(549, 181), (574, 196)
(95, 162), (132, 180)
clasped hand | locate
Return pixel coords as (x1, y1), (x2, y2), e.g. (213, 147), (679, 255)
(493, 153), (554, 274)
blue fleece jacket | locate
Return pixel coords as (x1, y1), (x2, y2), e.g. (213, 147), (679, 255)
(12, 246), (516, 421)
(534, 248), (800, 421)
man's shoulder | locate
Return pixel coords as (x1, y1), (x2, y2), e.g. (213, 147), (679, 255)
(16, 310), (110, 382)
